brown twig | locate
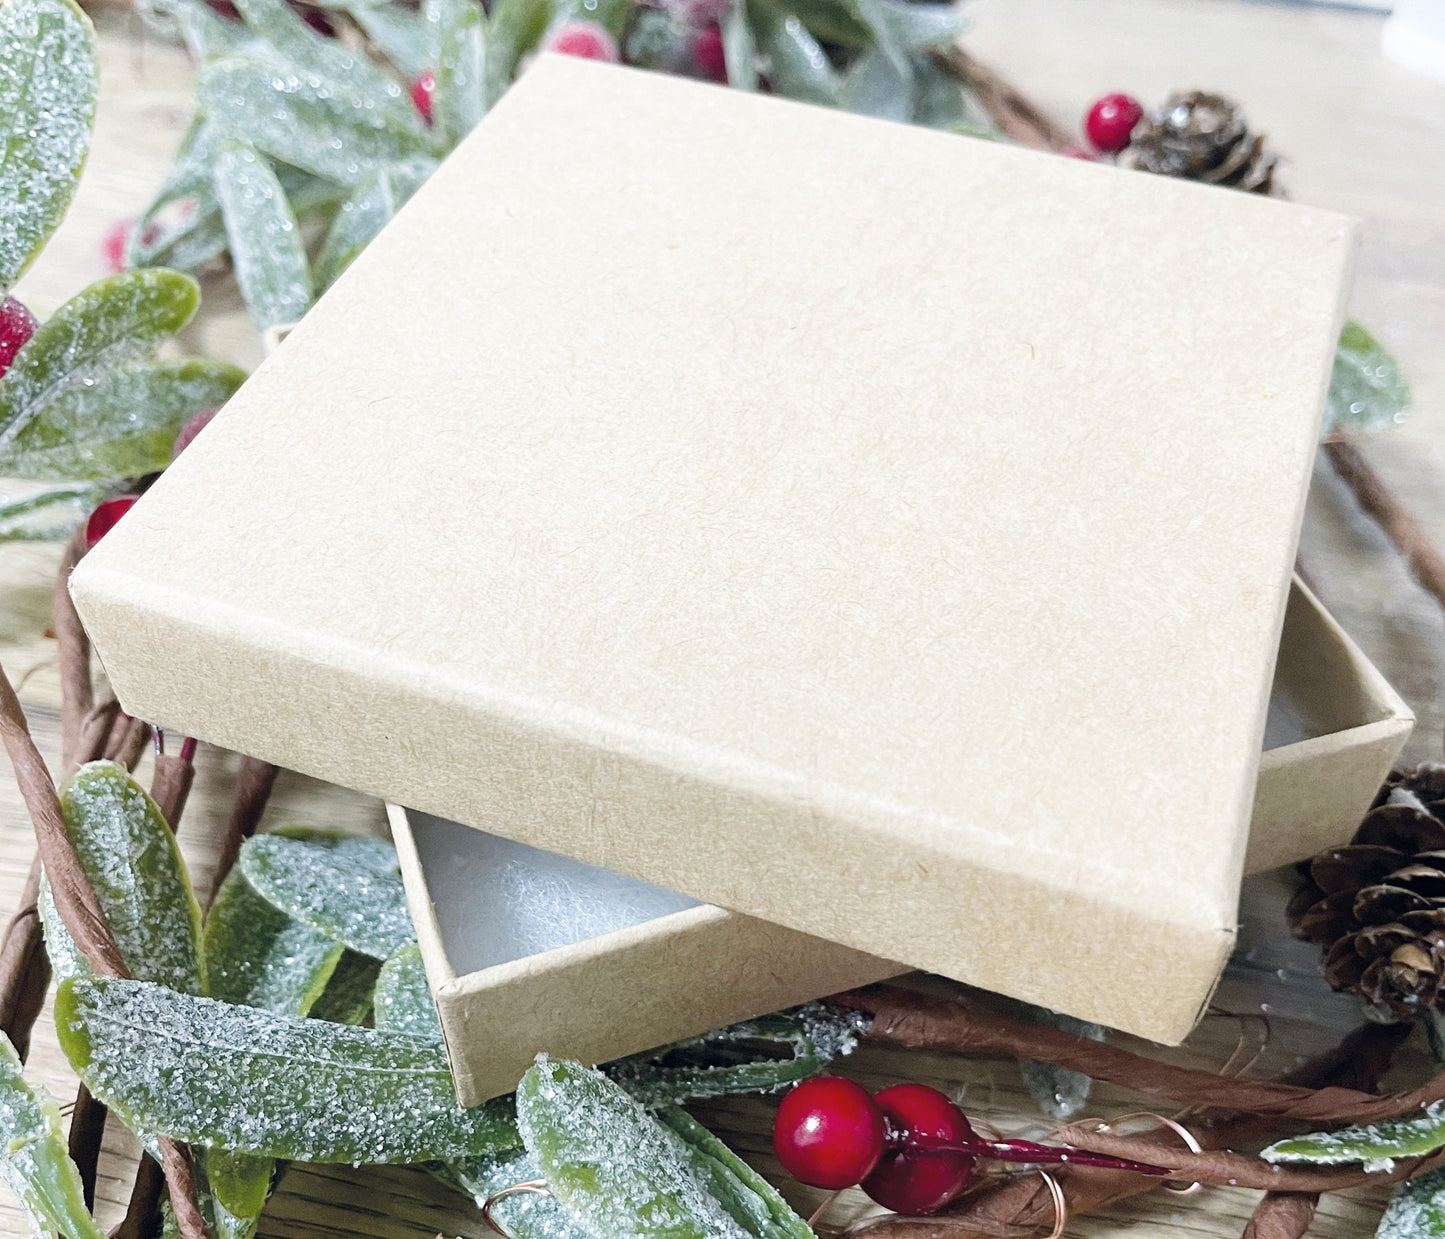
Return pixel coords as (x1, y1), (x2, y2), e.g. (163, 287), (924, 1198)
(0, 860), (49, 1060)
(0, 658), (213, 1239)
(54, 529), (93, 770)
(1241, 1192), (1317, 1239)
(838, 985), (1438, 1126)
(848, 1020), (1410, 1239)
(110, 1154), (166, 1239)
(1324, 437), (1445, 615)
(932, 47), (1076, 152)
(207, 756), (278, 904)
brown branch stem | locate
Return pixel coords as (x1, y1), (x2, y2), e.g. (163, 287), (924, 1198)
(207, 756), (278, 905)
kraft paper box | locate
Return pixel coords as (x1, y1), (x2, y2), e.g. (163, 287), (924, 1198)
(72, 55), (1383, 1050)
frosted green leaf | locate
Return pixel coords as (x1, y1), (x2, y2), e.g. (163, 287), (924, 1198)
(608, 1004), (865, 1107)
(517, 1056), (751, 1239)
(0, 1032), (105, 1239)
(1326, 320), (1411, 435)
(782, 0), (868, 48)
(200, 58), (432, 187)
(238, 832), (414, 960)
(231, 0), (413, 123)
(0, 0), (97, 290)
(1013, 1002), (1104, 1121)
(0, 357), (246, 479)
(59, 761), (205, 994)
(483, 0), (552, 106)
(660, 1107), (811, 1239)
(315, 163), (432, 289)
(911, 54), (974, 131)
(877, 0), (967, 50)
(722, 0), (759, 92)
(306, 949), (381, 1025)
(212, 141), (313, 331)
(126, 118), (224, 271)
(447, 1149), (587, 1239)
(345, 2), (435, 80)
(851, 0), (910, 76)
(173, 0), (268, 59)
(204, 867), (342, 1013)
(0, 483), (102, 543)
(750, 6), (836, 104)
(374, 943), (441, 1039)
(1263, 1101), (1445, 1170)
(429, 0), (487, 149)
(1379, 1167), (1445, 1239)
(199, 1150), (272, 1239)
(550, 0), (629, 36)
(0, 269), (200, 443)
(56, 977), (520, 1163)
(39, 878), (86, 984)
(838, 47), (912, 121)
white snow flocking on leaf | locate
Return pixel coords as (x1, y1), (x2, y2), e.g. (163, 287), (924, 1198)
(0, 0), (97, 290)
(211, 141), (314, 331)
(1263, 1101), (1445, 1167)
(238, 831), (415, 960)
(0, 1031), (105, 1239)
(56, 976), (520, 1164)
(1379, 1167), (1445, 1239)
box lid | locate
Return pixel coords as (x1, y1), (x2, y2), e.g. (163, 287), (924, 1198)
(70, 56), (1357, 1044)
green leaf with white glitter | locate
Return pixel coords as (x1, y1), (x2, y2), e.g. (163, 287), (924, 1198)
(877, 0), (967, 50)
(315, 163), (432, 289)
(0, 357), (246, 480)
(374, 942), (441, 1039)
(484, 0), (552, 106)
(429, 0), (487, 149)
(1013, 1001), (1104, 1120)
(200, 58), (432, 187)
(850, 0), (909, 78)
(607, 1004), (865, 1107)
(838, 47), (912, 121)
(0, 483), (104, 543)
(38, 878), (87, 986)
(1379, 1167), (1445, 1239)
(345, 1), (435, 80)
(59, 761), (205, 994)
(518, 1056), (753, 1239)
(306, 949), (382, 1025)
(661, 1107), (811, 1239)
(56, 977), (520, 1163)
(783, 0), (868, 48)
(1325, 319), (1411, 435)
(212, 142), (313, 331)
(0, 269), (200, 443)
(231, 0), (413, 123)
(238, 832), (414, 960)
(126, 118), (224, 271)
(750, 4), (837, 104)
(204, 868), (342, 1013)
(910, 53), (975, 131)
(0, 0), (97, 290)
(0, 1031), (105, 1239)
(1263, 1101), (1445, 1170)
(722, 0), (759, 92)
(447, 1149), (587, 1239)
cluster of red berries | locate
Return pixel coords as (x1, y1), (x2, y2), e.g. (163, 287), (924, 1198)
(1083, 93), (1144, 155)
(772, 1076), (1169, 1216)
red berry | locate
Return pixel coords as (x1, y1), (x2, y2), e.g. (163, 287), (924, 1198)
(862, 1084), (976, 1215)
(171, 407), (220, 459)
(1084, 93), (1143, 154)
(772, 1077), (886, 1190)
(694, 24), (727, 83)
(542, 20), (620, 63)
(85, 495), (139, 551)
(0, 296), (37, 379)
(0, 298), (37, 375)
(411, 71), (437, 125)
(101, 218), (134, 274)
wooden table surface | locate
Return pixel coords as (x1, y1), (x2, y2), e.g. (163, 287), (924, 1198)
(3, 1), (1444, 1235)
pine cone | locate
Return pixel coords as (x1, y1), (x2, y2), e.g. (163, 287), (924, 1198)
(1122, 91), (1279, 195)
(1289, 766), (1445, 1021)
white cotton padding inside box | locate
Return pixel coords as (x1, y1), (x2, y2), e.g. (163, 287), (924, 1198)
(409, 811), (702, 976)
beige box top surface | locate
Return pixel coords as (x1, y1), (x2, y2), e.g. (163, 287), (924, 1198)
(72, 56), (1356, 1043)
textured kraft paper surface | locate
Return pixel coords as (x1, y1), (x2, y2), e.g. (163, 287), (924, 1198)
(72, 56), (1357, 1044)
(1249, 580), (1412, 874)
